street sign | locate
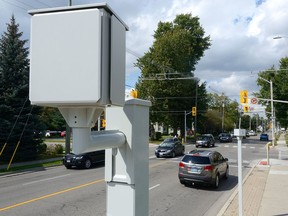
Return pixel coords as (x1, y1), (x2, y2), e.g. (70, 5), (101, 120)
(251, 98), (258, 104)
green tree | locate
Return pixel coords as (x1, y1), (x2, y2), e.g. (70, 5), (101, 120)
(256, 58), (288, 128)
(40, 107), (66, 131)
(206, 93), (239, 134)
(136, 13), (211, 137)
(0, 16), (44, 162)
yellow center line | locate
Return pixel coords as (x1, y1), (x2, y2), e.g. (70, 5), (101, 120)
(0, 179), (104, 212)
(0, 160), (172, 212)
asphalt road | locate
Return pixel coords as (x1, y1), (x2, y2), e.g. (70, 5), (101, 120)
(0, 135), (273, 216)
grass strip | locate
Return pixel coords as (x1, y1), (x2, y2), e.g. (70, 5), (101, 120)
(0, 160), (62, 173)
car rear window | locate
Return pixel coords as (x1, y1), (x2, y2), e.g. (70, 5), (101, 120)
(182, 155), (211, 164)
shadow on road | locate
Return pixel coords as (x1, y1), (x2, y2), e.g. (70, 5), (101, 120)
(182, 174), (238, 192)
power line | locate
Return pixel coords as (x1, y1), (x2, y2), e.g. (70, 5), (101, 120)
(33, 0), (51, 7)
(0, 0), (28, 10)
(13, 0), (36, 9)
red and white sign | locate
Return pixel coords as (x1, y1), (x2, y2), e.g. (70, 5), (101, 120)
(251, 98), (258, 104)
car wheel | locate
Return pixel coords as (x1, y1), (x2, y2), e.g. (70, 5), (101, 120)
(224, 167), (229, 179)
(65, 165), (72, 169)
(180, 180), (185, 185)
(171, 152), (176, 158)
(84, 159), (92, 169)
(213, 174), (220, 188)
(181, 149), (185, 155)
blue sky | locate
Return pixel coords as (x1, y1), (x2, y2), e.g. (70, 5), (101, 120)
(1, 0), (288, 114)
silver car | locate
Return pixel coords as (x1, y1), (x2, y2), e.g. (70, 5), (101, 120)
(196, 134), (215, 148)
(178, 149), (229, 188)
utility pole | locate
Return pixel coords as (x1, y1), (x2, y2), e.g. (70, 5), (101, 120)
(65, 0), (72, 154)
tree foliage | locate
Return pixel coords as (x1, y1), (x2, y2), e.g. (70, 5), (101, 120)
(205, 93), (239, 133)
(256, 57), (288, 128)
(40, 107), (66, 131)
(135, 13), (211, 136)
(0, 16), (44, 162)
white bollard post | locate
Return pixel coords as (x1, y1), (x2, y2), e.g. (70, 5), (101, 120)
(105, 98), (151, 216)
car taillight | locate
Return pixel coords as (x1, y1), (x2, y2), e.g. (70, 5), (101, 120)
(204, 165), (213, 171)
(179, 162), (185, 168)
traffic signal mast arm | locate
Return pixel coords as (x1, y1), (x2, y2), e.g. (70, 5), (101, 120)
(256, 97), (288, 104)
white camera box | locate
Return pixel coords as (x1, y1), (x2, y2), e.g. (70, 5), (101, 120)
(29, 4), (128, 107)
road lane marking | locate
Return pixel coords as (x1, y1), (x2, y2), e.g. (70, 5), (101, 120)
(149, 184), (160, 190)
(0, 179), (104, 212)
(0, 161), (170, 212)
(23, 174), (71, 186)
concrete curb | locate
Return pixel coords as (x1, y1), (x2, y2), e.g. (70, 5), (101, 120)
(216, 159), (261, 216)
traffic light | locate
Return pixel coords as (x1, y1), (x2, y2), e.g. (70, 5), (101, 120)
(243, 105), (249, 113)
(130, 89), (138, 98)
(102, 119), (106, 128)
(192, 107), (197, 116)
(240, 90), (248, 104)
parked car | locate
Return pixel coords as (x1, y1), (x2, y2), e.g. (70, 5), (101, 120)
(196, 134), (215, 148)
(248, 130), (256, 136)
(260, 133), (269, 141)
(63, 150), (105, 169)
(178, 149), (229, 188)
(218, 133), (232, 143)
(155, 138), (185, 158)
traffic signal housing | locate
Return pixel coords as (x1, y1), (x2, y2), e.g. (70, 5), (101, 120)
(243, 105), (249, 113)
(192, 107), (197, 116)
(130, 89), (138, 98)
(102, 119), (106, 128)
(240, 90), (248, 104)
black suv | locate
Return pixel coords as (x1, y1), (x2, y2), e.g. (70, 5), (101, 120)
(178, 149), (229, 188)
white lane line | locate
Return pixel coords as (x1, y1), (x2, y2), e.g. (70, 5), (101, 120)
(23, 174), (71, 186)
(149, 184), (160, 190)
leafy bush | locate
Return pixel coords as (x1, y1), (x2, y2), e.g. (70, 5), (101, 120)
(54, 144), (64, 154)
(46, 144), (64, 155)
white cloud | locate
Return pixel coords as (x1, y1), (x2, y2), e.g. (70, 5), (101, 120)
(0, 0), (287, 114)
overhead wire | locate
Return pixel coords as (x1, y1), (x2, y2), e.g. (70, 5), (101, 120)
(13, 0), (36, 9)
(0, 96), (29, 156)
(0, 0), (28, 10)
(7, 105), (34, 170)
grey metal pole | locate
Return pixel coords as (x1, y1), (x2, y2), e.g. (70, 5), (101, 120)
(65, 0), (72, 154)
(270, 80), (275, 147)
(184, 111), (187, 143)
(195, 81), (198, 139)
(222, 103), (224, 132)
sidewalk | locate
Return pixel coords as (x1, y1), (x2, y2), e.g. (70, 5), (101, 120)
(218, 133), (288, 216)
